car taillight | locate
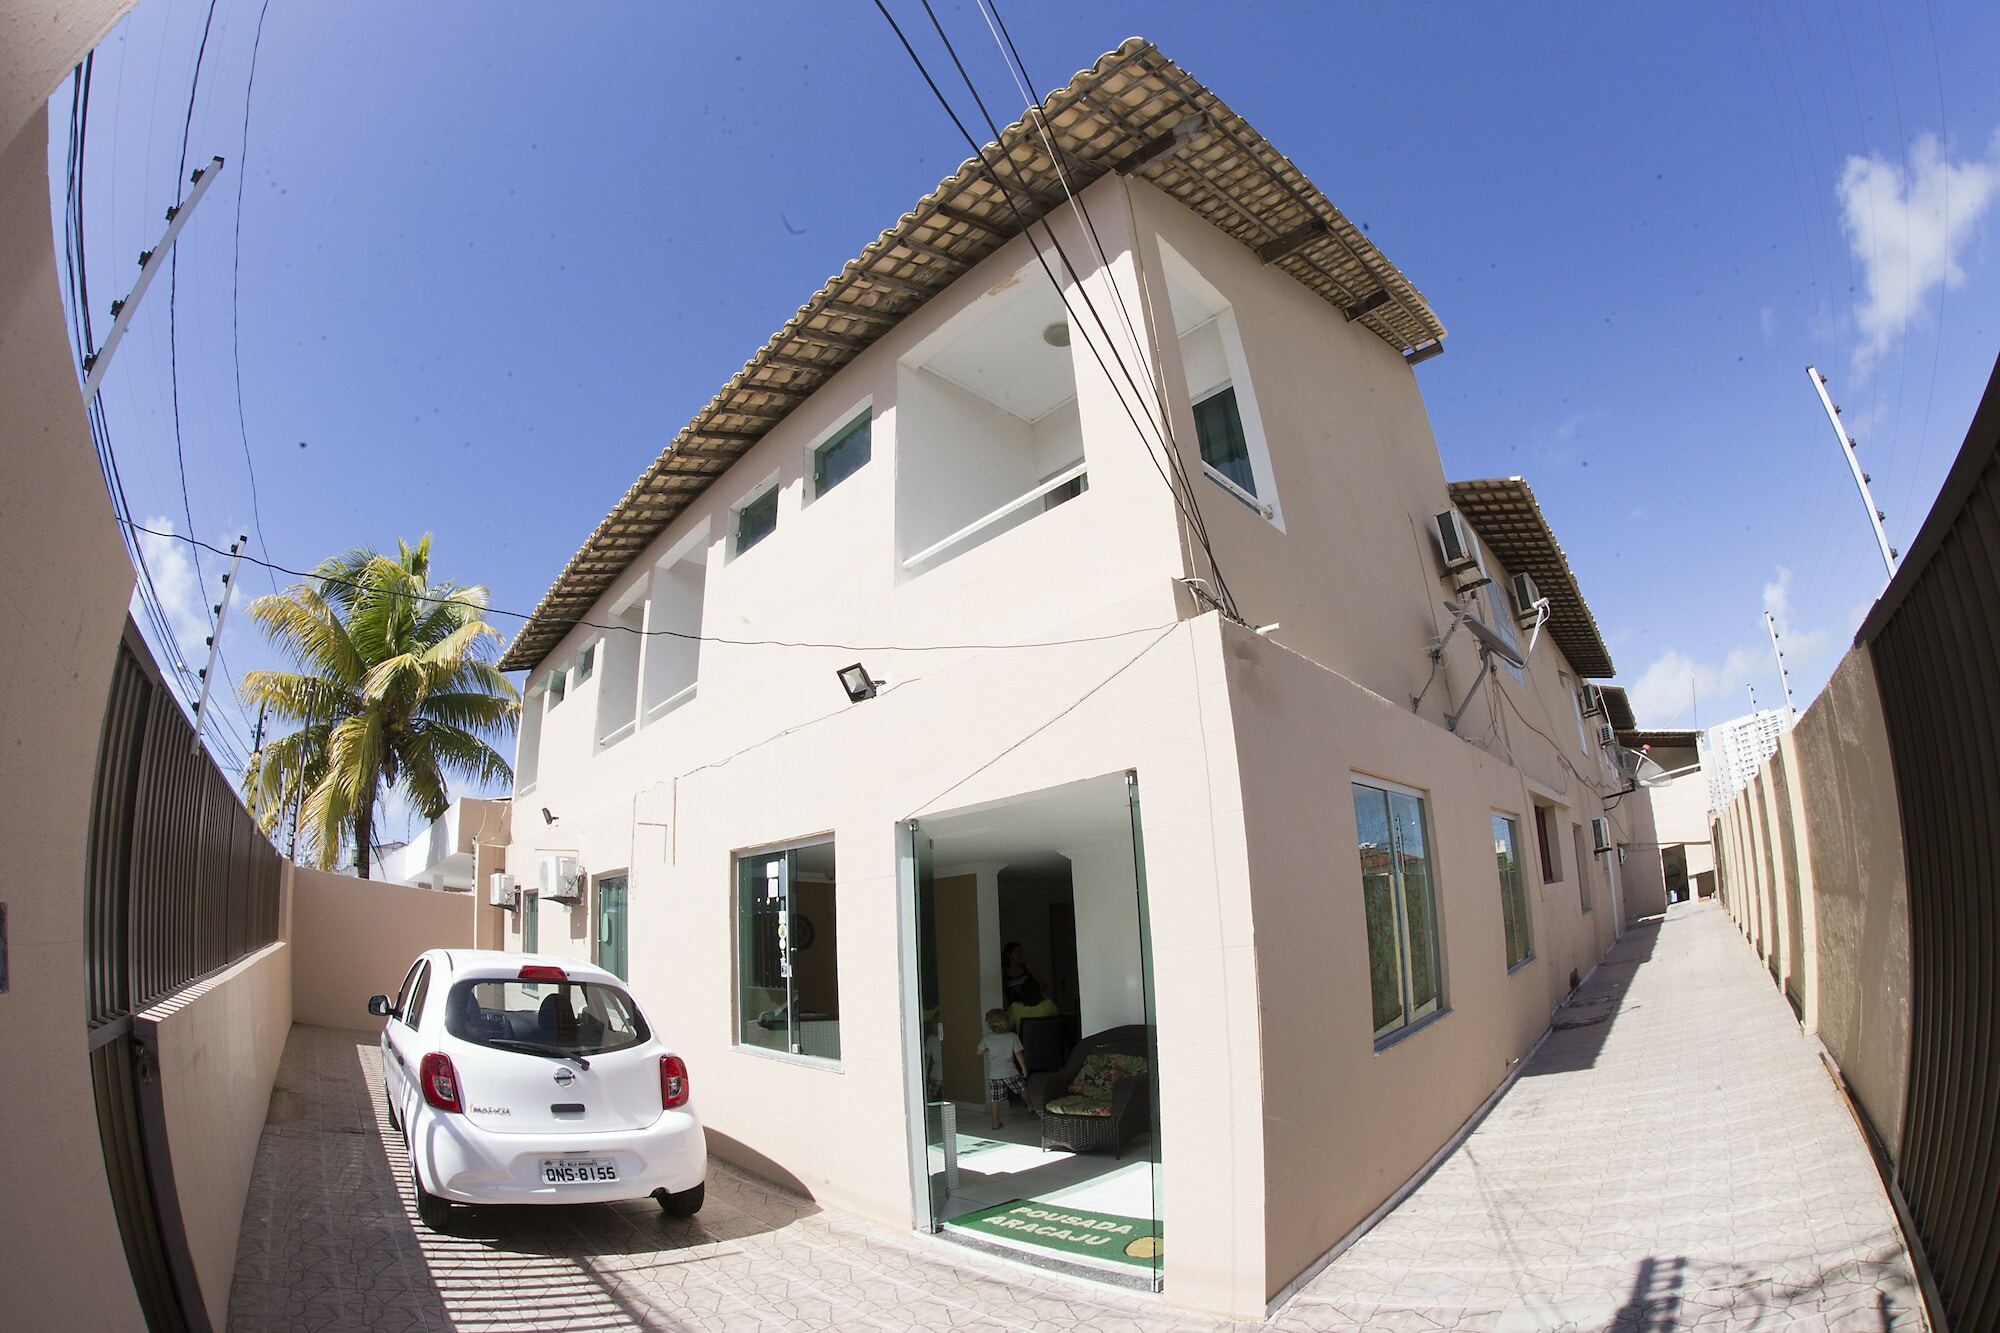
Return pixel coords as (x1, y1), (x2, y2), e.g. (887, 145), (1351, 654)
(420, 1052), (463, 1113)
(518, 964), (567, 982)
(660, 1054), (689, 1110)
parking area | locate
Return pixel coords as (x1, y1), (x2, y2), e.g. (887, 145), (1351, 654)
(231, 903), (1919, 1331)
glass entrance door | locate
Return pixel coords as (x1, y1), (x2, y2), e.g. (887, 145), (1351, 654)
(596, 875), (629, 979)
(909, 822), (952, 1228)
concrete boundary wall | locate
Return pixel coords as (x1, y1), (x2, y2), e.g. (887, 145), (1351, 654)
(289, 864), (477, 1029)
(1712, 646), (1911, 1153)
(136, 941), (292, 1329)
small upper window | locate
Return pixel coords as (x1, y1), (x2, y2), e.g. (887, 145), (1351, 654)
(547, 668), (568, 708)
(813, 415), (871, 497)
(575, 643), (595, 684)
(736, 486), (779, 555)
(1193, 385), (1256, 497)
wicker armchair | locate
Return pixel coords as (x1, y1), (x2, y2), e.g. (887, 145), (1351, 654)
(1023, 1025), (1153, 1157)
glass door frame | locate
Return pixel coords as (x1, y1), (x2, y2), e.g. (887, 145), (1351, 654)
(595, 874), (629, 979)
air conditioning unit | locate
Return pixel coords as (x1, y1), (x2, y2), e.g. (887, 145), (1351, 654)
(1510, 571), (1542, 620)
(488, 872), (516, 909)
(1433, 509), (1479, 573)
(1595, 721), (1617, 749)
(540, 854), (583, 905)
(1581, 683), (1605, 717)
(1590, 817), (1614, 855)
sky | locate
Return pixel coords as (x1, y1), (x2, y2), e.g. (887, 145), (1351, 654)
(52, 2), (2000, 840)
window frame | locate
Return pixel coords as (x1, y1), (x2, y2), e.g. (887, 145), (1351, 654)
(732, 476), (781, 557)
(575, 641), (595, 685)
(1573, 823), (1594, 913)
(1534, 802), (1562, 885)
(1351, 775), (1447, 1047)
(404, 961), (433, 1030)
(393, 959), (424, 1022)
(732, 836), (841, 1066)
(546, 667), (568, 709)
(809, 407), (872, 501)
(1493, 813), (1534, 971)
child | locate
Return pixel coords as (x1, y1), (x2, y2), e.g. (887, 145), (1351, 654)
(976, 1008), (1028, 1130)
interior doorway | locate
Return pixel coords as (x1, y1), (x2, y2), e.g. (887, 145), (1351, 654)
(903, 772), (1162, 1287)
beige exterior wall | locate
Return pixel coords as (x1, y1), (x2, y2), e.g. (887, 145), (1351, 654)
(1222, 623), (1617, 1297)
(289, 865), (477, 1029)
(1714, 646), (1911, 1152)
(0, 4), (142, 1315)
(136, 942), (292, 1329)
(501, 179), (1631, 1315)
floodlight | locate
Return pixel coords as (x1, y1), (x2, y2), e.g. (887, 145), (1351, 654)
(836, 663), (881, 703)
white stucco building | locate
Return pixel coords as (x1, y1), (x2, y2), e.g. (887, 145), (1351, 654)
(1704, 708), (1788, 809)
(487, 40), (1647, 1317)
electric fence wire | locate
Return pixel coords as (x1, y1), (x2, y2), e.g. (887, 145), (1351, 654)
(229, 0), (281, 597)
(166, 0), (223, 591)
(60, 58), (252, 775)
(871, 0), (1244, 623)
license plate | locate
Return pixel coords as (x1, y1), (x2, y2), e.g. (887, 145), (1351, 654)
(540, 1157), (618, 1185)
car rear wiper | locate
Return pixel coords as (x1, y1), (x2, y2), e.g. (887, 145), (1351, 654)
(482, 1037), (591, 1070)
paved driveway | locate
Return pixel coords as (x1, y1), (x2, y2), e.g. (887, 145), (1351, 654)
(230, 903), (1918, 1330)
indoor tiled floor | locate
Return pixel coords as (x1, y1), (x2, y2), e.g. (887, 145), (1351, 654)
(230, 902), (1920, 1330)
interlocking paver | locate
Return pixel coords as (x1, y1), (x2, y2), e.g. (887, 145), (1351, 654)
(230, 901), (1918, 1330)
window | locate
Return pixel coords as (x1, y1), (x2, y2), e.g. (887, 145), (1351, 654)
(1562, 670), (1590, 755)
(394, 960), (424, 1022)
(1352, 780), (1444, 1041)
(735, 484), (779, 555)
(1494, 815), (1533, 969)
(405, 962), (433, 1028)
(445, 978), (647, 1056)
(575, 642), (595, 684)
(735, 840), (840, 1061)
(547, 668), (567, 708)
(521, 891), (540, 952)
(1572, 824), (1593, 912)
(516, 682), (546, 789)
(1534, 804), (1562, 884)
(1194, 385), (1255, 495)
(812, 413), (871, 497)
(1484, 582), (1526, 682)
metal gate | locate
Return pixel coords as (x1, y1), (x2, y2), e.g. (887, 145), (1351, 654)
(85, 622), (283, 1331)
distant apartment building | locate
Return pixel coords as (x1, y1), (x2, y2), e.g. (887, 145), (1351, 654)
(484, 39), (1646, 1317)
(1704, 708), (1788, 809)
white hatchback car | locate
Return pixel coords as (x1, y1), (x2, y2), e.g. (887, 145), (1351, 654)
(369, 950), (705, 1229)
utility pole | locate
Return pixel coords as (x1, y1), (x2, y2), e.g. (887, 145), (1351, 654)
(190, 536), (246, 756)
(1747, 684), (1760, 715)
(1764, 611), (1798, 722)
(1806, 365), (1899, 582)
(81, 157), (226, 398)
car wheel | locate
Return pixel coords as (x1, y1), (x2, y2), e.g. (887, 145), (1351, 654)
(413, 1161), (453, 1232)
(656, 1182), (705, 1217)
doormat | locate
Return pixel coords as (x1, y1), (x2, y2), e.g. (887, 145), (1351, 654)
(948, 1199), (1160, 1268)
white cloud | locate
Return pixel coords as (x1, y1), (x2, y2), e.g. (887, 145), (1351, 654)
(132, 516), (213, 667)
(1626, 567), (1831, 727)
(1839, 128), (2000, 373)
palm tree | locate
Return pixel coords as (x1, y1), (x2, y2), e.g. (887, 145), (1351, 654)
(240, 535), (518, 875)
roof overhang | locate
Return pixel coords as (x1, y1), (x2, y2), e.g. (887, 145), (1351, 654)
(1597, 684), (1637, 731)
(1617, 728), (1703, 751)
(1447, 476), (1615, 679)
(499, 37), (1446, 672)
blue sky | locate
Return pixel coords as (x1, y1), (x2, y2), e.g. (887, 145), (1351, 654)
(56, 3), (2000, 838)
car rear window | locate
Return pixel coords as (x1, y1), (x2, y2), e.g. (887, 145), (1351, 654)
(444, 979), (650, 1056)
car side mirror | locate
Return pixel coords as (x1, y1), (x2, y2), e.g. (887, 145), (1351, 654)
(368, 995), (394, 1018)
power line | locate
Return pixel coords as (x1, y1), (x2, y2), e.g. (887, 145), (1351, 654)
(229, 0), (280, 596)
(919, 0), (1239, 621)
(166, 0), (224, 590)
(117, 518), (1182, 656)
(871, 0), (1243, 621)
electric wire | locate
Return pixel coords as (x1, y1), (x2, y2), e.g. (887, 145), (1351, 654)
(872, 0), (1242, 621)
(915, 0), (1239, 620)
(229, 0), (281, 596)
(166, 0), (224, 590)
(119, 518), (1181, 655)
(972, 0), (1242, 621)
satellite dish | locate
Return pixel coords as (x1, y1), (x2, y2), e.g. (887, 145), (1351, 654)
(1463, 613), (1527, 668)
(1615, 747), (1671, 787)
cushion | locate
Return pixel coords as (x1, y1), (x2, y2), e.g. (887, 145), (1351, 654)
(1066, 1051), (1149, 1102)
(1045, 1094), (1112, 1117)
